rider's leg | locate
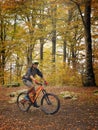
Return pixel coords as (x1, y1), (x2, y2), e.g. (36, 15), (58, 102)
(28, 86), (36, 95)
(22, 80), (39, 107)
(28, 86), (39, 107)
(23, 80), (35, 100)
(28, 87), (39, 107)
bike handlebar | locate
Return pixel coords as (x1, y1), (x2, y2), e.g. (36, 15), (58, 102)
(34, 79), (48, 86)
(36, 82), (43, 86)
(35, 81), (47, 86)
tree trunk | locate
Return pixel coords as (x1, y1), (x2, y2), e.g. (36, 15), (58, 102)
(71, 44), (76, 69)
(52, 29), (56, 62)
(26, 14), (36, 67)
(63, 39), (67, 62)
(0, 19), (6, 85)
(71, 0), (96, 86)
(40, 38), (44, 60)
(27, 44), (34, 66)
(83, 0), (96, 86)
(51, 6), (57, 62)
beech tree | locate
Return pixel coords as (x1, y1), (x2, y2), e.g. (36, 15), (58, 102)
(70, 0), (96, 86)
(0, 0), (97, 86)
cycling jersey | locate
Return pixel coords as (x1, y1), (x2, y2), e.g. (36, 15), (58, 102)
(22, 67), (43, 82)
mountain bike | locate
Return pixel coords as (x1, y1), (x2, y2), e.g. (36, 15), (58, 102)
(17, 82), (60, 115)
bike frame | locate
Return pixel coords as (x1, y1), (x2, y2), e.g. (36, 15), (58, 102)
(17, 83), (60, 114)
(29, 85), (46, 103)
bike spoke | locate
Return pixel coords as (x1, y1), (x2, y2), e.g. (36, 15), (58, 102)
(41, 93), (60, 114)
(17, 92), (31, 112)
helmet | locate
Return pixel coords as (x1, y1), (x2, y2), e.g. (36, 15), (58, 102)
(32, 60), (39, 65)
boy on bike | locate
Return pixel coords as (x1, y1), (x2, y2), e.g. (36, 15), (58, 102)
(22, 60), (47, 107)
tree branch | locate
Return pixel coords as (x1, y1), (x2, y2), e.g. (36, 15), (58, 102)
(70, 0), (86, 28)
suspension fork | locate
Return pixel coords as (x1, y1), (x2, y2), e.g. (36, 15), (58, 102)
(42, 89), (47, 95)
(42, 89), (51, 105)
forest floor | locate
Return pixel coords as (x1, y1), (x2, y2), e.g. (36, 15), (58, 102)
(0, 85), (98, 130)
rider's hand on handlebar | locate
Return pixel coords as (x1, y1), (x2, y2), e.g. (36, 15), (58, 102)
(34, 79), (39, 84)
(44, 80), (48, 86)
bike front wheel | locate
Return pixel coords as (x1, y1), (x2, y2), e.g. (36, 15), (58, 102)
(41, 93), (60, 115)
(17, 92), (31, 112)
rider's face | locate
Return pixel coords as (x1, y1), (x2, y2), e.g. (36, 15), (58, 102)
(32, 64), (38, 68)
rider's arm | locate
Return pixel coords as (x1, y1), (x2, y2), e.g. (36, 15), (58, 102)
(36, 69), (46, 82)
(30, 75), (36, 82)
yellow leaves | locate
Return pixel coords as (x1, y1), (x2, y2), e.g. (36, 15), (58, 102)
(92, 0), (98, 20)
(43, 61), (82, 86)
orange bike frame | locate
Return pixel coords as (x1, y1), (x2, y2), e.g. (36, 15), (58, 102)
(30, 85), (44, 103)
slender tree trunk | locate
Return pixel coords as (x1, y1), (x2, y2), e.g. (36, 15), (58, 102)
(40, 38), (44, 60)
(66, 9), (73, 66)
(51, 6), (57, 62)
(26, 14), (36, 67)
(63, 39), (67, 62)
(52, 29), (56, 62)
(0, 19), (6, 85)
(39, 7), (44, 61)
(71, 44), (76, 69)
(27, 44), (34, 66)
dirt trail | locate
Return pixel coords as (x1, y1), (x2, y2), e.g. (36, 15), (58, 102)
(0, 86), (98, 130)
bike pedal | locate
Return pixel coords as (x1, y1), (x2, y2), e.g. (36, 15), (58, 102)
(33, 102), (40, 108)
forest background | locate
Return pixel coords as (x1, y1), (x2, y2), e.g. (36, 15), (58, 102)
(0, 0), (98, 87)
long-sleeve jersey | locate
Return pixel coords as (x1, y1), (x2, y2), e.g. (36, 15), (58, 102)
(22, 67), (43, 82)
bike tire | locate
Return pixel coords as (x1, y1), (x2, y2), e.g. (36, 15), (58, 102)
(17, 92), (31, 112)
(41, 93), (60, 115)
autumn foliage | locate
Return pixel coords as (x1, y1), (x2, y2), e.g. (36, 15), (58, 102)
(0, 0), (98, 87)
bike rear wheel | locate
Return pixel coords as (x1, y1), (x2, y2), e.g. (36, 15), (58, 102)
(41, 93), (60, 114)
(17, 92), (31, 112)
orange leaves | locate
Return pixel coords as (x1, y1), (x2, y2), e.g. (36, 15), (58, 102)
(1, 0), (16, 10)
(0, 86), (98, 130)
(0, 0), (26, 11)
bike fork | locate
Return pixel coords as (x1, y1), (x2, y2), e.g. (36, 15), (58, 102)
(42, 90), (51, 105)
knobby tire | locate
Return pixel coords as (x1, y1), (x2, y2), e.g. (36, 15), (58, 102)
(41, 93), (60, 115)
(17, 92), (31, 112)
